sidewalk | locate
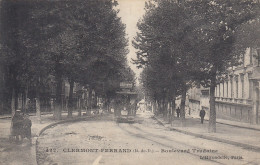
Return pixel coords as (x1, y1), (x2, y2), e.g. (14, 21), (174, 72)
(153, 113), (260, 152)
(189, 113), (260, 131)
(0, 111), (100, 165)
(0, 111), (66, 119)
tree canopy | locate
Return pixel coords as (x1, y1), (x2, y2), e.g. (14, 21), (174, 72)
(133, 0), (260, 132)
(0, 0), (133, 117)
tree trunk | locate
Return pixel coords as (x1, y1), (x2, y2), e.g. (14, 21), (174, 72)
(208, 76), (217, 133)
(163, 98), (167, 118)
(35, 98), (41, 121)
(78, 102), (82, 117)
(171, 96), (176, 126)
(0, 67), (3, 115)
(68, 80), (74, 118)
(168, 100), (172, 123)
(86, 89), (90, 114)
(9, 67), (17, 114)
(78, 91), (83, 117)
(0, 100), (3, 115)
(24, 84), (28, 114)
(0, 92), (3, 114)
(14, 87), (18, 110)
(54, 74), (62, 120)
(180, 87), (186, 118)
(156, 100), (159, 113)
(36, 80), (41, 121)
(107, 97), (111, 113)
(11, 88), (15, 116)
(180, 86), (187, 126)
(152, 100), (155, 114)
(25, 85), (29, 113)
(166, 93), (171, 120)
(153, 99), (156, 114)
(21, 92), (24, 112)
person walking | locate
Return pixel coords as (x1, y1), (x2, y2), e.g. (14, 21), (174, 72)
(200, 109), (206, 124)
(176, 107), (180, 118)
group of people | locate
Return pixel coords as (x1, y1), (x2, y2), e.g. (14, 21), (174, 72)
(176, 107), (206, 124)
(10, 110), (32, 144)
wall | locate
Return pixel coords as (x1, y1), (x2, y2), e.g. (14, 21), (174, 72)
(188, 48), (260, 124)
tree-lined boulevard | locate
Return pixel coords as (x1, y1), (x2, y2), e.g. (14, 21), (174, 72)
(133, 0), (260, 132)
(1, 110), (260, 165)
(1, 0), (260, 164)
(35, 111), (260, 165)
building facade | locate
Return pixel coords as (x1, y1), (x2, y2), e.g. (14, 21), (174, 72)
(188, 48), (260, 124)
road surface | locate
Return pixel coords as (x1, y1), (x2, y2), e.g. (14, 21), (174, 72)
(36, 111), (260, 165)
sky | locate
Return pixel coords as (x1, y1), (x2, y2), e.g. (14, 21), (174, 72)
(117, 0), (146, 80)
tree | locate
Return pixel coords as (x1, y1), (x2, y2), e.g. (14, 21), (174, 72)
(0, 0), (54, 116)
(133, 0), (196, 122)
(235, 19), (260, 50)
(134, 0), (260, 132)
(0, 0), (130, 119)
(26, 0), (129, 119)
(183, 0), (260, 132)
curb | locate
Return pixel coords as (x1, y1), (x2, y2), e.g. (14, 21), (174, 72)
(189, 117), (260, 132)
(0, 111), (77, 119)
(152, 116), (260, 153)
(35, 114), (109, 165)
(37, 114), (109, 136)
(215, 121), (260, 132)
(0, 116), (12, 119)
(198, 117), (260, 132)
(38, 115), (94, 136)
(0, 112), (56, 119)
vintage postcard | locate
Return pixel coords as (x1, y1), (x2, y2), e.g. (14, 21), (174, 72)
(1, 0), (260, 164)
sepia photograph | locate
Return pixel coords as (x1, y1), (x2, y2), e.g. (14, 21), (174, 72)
(1, 0), (260, 164)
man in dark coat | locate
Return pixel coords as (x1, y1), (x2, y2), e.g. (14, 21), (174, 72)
(200, 109), (206, 124)
(176, 107), (180, 118)
(23, 114), (32, 144)
(11, 110), (24, 142)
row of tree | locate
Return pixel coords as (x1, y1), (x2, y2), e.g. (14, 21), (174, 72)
(0, 0), (134, 119)
(133, 0), (260, 132)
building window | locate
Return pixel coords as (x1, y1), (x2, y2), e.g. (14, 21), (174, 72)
(250, 49), (253, 64)
(240, 74), (244, 98)
(242, 53), (245, 67)
(201, 90), (209, 96)
(223, 82), (225, 97)
(219, 85), (221, 97)
(226, 81), (229, 98)
(248, 73), (252, 99)
(236, 80), (239, 98)
(241, 80), (244, 98)
(230, 78), (233, 98)
(257, 49), (260, 66)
